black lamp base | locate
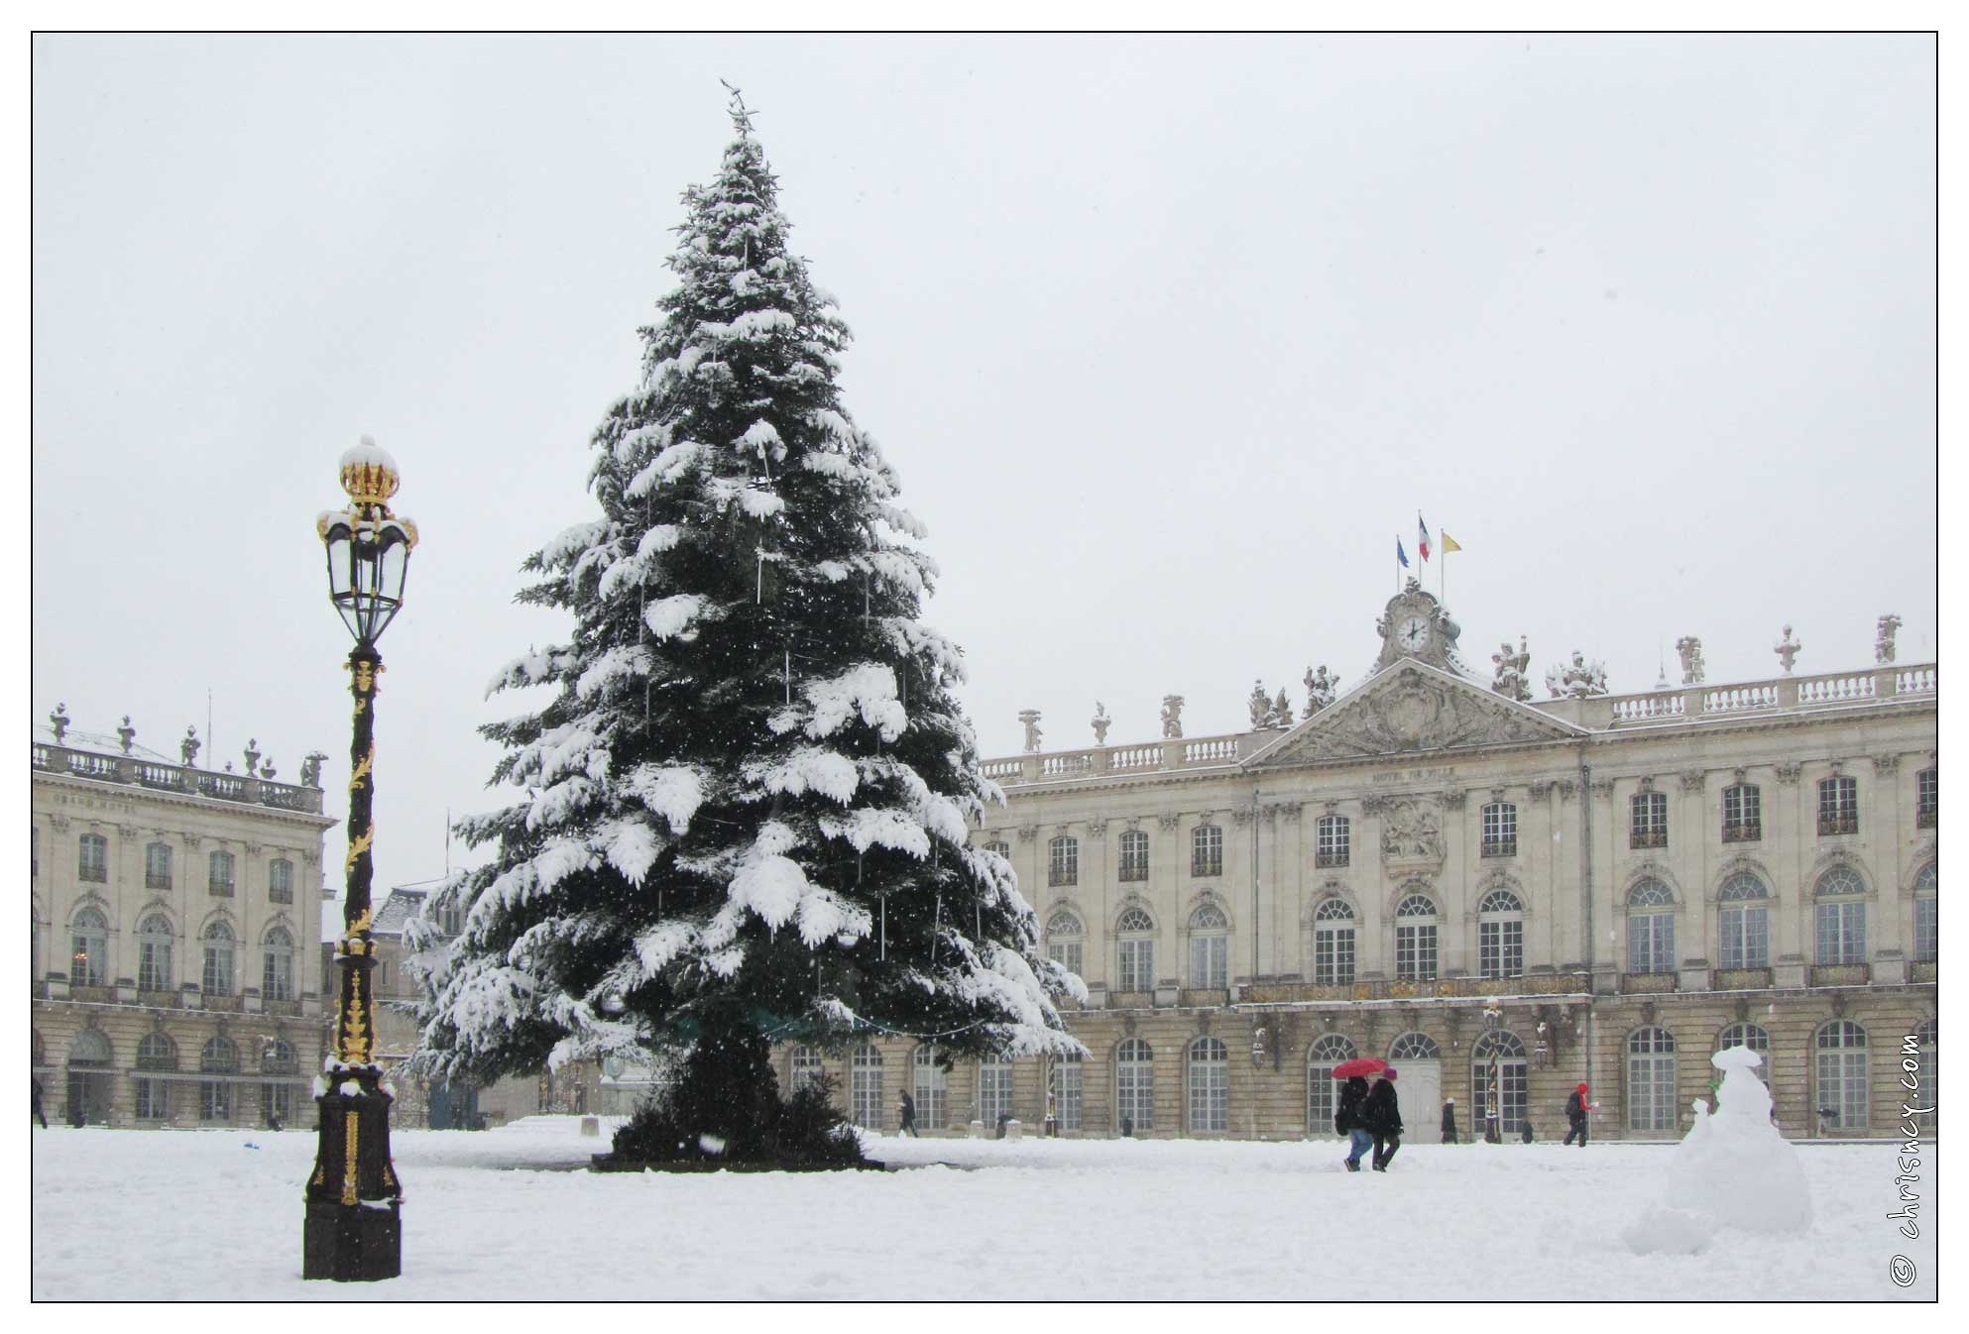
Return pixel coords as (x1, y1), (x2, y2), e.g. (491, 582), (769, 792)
(303, 1198), (401, 1281)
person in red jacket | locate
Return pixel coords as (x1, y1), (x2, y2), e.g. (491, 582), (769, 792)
(1564, 1082), (1592, 1146)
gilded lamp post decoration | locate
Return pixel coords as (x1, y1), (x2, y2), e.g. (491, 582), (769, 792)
(304, 438), (418, 1281)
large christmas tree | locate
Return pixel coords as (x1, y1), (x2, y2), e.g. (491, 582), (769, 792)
(414, 95), (1081, 1160)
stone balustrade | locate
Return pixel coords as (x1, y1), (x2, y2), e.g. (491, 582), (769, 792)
(31, 741), (324, 814)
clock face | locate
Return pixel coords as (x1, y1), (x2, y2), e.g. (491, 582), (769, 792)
(1399, 615), (1432, 652)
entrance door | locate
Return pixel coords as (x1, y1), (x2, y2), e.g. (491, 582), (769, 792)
(65, 1070), (112, 1125)
(1399, 1061), (1442, 1144)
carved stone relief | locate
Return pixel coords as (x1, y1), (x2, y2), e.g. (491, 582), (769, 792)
(1379, 798), (1445, 870)
(1872, 755), (1901, 775)
(1774, 762), (1803, 786)
(1678, 771), (1706, 794)
(1282, 665), (1573, 762)
(1156, 813), (1182, 832)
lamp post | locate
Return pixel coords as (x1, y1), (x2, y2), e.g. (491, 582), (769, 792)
(304, 438), (418, 1281)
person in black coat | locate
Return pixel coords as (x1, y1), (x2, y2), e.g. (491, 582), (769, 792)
(1336, 1075), (1373, 1171)
(896, 1090), (918, 1137)
(1362, 1069), (1403, 1171)
(32, 1078), (47, 1130)
(1564, 1082), (1592, 1147)
(1440, 1097), (1458, 1144)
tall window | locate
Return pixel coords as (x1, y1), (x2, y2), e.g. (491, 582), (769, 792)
(1187, 902), (1229, 989)
(1048, 836), (1078, 888)
(1913, 864), (1937, 963)
(1050, 1051), (1083, 1131)
(200, 1036), (238, 1122)
(1045, 910), (1084, 978)
(1815, 1021), (1868, 1130)
(78, 833), (109, 882)
(135, 1033), (175, 1121)
(261, 1040), (297, 1127)
(1115, 1038), (1154, 1133)
(1722, 783), (1762, 843)
(1117, 908), (1156, 992)
(1630, 791), (1668, 849)
(1627, 878), (1676, 974)
(1315, 815), (1350, 869)
(201, 921), (236, 994)
(1471, 1030), (1527, 1135)
(1117, 829), (1149, 882)
(850, 1041), (883, 1130)
(1716, 1023), (1771, 1083)
(913, 1045), (947, 1129)
(145, 841), (173, 890)
(1306, 1034), (1358, 1134)
(1312, 899), (1356, 986)
(1481, 802), (1517, 858)
(1627, 1027), (1677, 1132)
(1817, 776), (1859, 836)
(788, 1045), (823, 1093)
(983, 840), (1010, 860)
(1188, 1037), (1229, 1132)
(262, 926), (294, 1001)
(1191, 824), (1223, 877)
(1477, 889), (1524, 979)
(1813, 867), (1867, 965)
(978, 1055), (1014, 1126)
(1394, 893), (1438, 981)
(31, 826), (38, 878)
(1916, 768), (1937, 828)
(70, 907), (108, 987)
(268, 858), (294, 904)
(137, 913), (174, 992)
(1717, 872), (1770, 970)
(208, 849), (235, 896)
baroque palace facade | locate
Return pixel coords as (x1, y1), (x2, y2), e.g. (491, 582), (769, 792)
(31, 711), (337, 1128)
(779, 585), (1938, 1142)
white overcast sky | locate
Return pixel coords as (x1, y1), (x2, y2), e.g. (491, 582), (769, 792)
(29, 31), (1940, 895)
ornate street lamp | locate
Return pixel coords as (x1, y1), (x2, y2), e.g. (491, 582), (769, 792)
(304, 438), (418, 1281)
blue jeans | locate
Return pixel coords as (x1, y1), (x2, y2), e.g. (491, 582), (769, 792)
(1346, 1129), (1374, 1164)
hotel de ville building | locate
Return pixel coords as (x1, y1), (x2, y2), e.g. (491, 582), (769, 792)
(781, 583), (1937, 1143)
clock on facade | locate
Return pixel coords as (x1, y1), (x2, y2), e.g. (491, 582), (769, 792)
(1399, 616), (1433, 652)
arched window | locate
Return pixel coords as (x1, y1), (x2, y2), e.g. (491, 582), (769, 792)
(978, 1054), (1014, 1126)
(1115, 1037), (1154, 1133)
(1723, 782), (1762, 842)
(261, 1039), (297, 1127)
(1481, 802), (1517, 858)
(912, 1045), (947, 1130)
(145, 841), (173, 890)
(1191, 824), (1223, 877)
(850, 1041), (884, 1130)
(268, 858), (294, 904)
(1306, 1034), (1359, 1133)
(1188, 1037), (1229, 1132)
(208, 849), (235, 896)
(1472, 1030), (1528, 1135)
(1627, 878), (1676, 974)
(1627, 1027), (1677, 1132)
(69, 1029), (112, 1067)
(1912, 1019), (1936, 1133)
(1049, 1050), (1083, 1132)
(135, 1033), (176, 1121)
(1716, 1022), (1771, 1084)
(1315, 815), (1350, 868)
(1187, 902), (1229, 989)
(201, 921), (236, 995)
(70, 907), (108, 987)
(1313, 898), (1356, 986)
(1815, 1020), (1868, 1131)
(262, 926), (294, 1001)
(1717, 872), (1770, 970)
(1045, 910), (1084, 978)
(1389, 1032), (1440, 1062)
(1048, 836), (1078, 887)
(1818, 775), (1859, 836)
(1117, 829), (1149, 882)
(1913, 864), (1937, 963)
(1477, 889), (1524, 980)
(200, 1035), (238, 1121)
(137, 913), (174, 992)
(1394, 893), (1438, 981)
(1117, 907), (1155, 992)
(1813, 867), (1867, 965)
(788, 1044), (822, 1093)
(78, 832), (109, 882)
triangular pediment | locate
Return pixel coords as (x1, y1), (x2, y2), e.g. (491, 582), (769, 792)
(1248, 660), (1583, 767)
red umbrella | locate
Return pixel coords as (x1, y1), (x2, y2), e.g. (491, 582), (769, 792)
(1330, 1057), (1388, 1080)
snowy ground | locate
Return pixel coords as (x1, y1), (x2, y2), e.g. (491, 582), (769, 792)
(31, 1117), (1935, 1301)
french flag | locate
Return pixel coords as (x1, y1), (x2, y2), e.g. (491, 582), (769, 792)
(1417, 514), (1432, 562)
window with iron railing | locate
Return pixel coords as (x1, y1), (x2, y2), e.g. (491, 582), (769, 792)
(1191, 824), (1222, 877)
(1048, 835), (1078, 887)
(1916, 768), (1937, 829)
(1721, 784), (1761, 843)
(78, 833), (109, 883)
(1117, 830), (1149, 882)
(1630, 792), (1668, 849)
(1314, 815), (1349, 869)
(1481, 803), (1517, 858)
(145, 842), (173, 890)
(1817, 776), (1858, 837)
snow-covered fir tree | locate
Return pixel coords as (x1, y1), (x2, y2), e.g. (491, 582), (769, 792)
(413, 95), (1082, 1155)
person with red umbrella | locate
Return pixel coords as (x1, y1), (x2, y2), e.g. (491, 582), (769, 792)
(1363, 1067), (1404, 1171)
(1331, 1057), (1384, 1171)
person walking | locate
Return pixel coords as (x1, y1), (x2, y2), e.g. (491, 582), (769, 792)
(896, 1089), (919, 1137)
(1440, 1097), (1459, 1145)
(1364, 1068), (1403, 1172)
(1519, 1117), (1535, 1144)
(32, 1078), (48, 1129)
(1564, 1082), (1592, 1147)
(1336, 1074), (1373, 1171)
